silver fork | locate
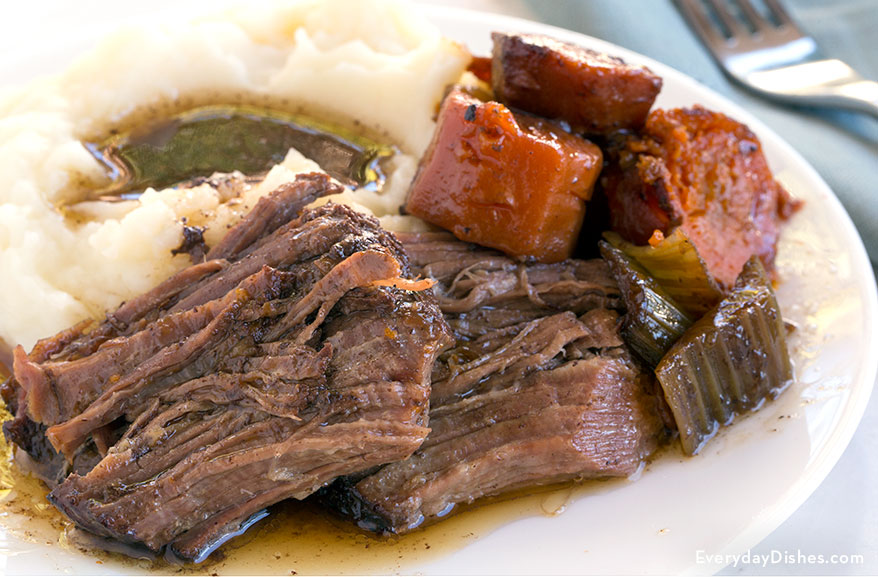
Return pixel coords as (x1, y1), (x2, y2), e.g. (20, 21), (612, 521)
(673, 0), (878, 118)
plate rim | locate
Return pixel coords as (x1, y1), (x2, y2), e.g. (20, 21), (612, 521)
(422, 4), (878, 574)
(0, 2), (876, 575)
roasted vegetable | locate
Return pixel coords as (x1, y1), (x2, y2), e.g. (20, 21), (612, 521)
(600, 241), (694, 368)
(405, 87), (603, 263)
(86, 105), (394, 200)
(603, 229), (723, 317)
(655, 257), (794, 455)
(491, 32), (662, 134)
(601, 106), (801, 289)
(466, 55), (493, 84)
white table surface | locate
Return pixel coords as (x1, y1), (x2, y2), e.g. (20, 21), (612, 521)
(1, 1), (875, 575)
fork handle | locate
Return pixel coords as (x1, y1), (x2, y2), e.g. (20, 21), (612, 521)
(746, 59), (878, 119)
(839, 85), (878, 118)
(806, 77), (878, 119)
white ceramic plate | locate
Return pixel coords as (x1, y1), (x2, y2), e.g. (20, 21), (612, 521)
(1, 3), (876, 576)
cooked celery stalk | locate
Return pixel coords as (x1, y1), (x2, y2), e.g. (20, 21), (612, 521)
(603, 229), (723, 316)
(599, 241), (695, 368)
(655, 257), (794, 455)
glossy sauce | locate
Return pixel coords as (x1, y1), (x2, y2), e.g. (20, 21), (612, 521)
(1, 92), (609, 572)
(0, 405), (71, 552)
(187, 481), (628, 576)
(83, 105), (395, 204)
(63, 92), (398, 207)
(0, 412), (632, 576)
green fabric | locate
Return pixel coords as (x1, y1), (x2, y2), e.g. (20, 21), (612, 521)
(523, 0), (878, 270)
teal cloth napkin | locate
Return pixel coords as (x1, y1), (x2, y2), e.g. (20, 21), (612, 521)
(522, 0), (878, 271)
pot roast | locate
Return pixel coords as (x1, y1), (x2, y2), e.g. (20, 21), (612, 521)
(320, 232), (670, 533)
(1, 173), (451, 561)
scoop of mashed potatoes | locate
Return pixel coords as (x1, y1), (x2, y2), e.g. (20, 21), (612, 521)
(0, 0), (469, 350)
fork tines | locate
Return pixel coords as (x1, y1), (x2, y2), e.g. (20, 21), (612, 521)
(674, 0), (817, 72)
(677, 0), (796, 40)
(674, 0), (878, 118)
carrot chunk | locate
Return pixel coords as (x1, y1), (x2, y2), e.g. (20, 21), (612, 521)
(405, 88), (603, 263)
(466, 55), (493, 83)
(491, 33), (662, 134)
(602, 106), (801, 289)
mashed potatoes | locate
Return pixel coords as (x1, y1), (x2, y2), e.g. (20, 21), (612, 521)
(0, 0), (469, 350)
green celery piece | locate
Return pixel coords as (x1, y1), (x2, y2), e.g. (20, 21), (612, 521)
(599, 241), (695, 368)
(603, 229), (724, 317)
(655, 257), (794, 455)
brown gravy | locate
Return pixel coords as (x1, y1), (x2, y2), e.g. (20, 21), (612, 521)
(0, 408), (630, 575)
(0, 91), (641, 575)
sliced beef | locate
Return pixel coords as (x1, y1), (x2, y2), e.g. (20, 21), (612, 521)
(205, 172), (336, 261)
(321, 232), (670, 534)
(2, 173), (451, 561)
(171, 225), (208, 263)
(399, 231), (620, 320)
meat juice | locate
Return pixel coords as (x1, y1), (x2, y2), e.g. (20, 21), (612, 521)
(0, 426), (630, 576)
(0, 368), (645, 572)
